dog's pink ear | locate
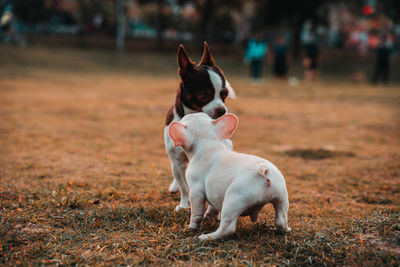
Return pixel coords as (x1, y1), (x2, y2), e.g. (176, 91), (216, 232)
(169, 121), (187, 147)
(177, 44), (194, 77)
(199, 41), (215, 67)
(213, 113), (238, 139)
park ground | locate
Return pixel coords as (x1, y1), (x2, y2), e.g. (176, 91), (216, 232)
(0, 45), (399, 265)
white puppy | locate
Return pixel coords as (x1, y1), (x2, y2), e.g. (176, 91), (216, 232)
(168, 113), (291, 240)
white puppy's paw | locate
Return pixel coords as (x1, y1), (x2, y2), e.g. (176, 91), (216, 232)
(175, 204), (189, 212)
(198, 234), (210, 241)
(168, 180), (179, 193)
(275, 226), (291, 232)
(189, 222), (200, 230)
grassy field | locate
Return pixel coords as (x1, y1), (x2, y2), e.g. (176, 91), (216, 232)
(0, 45), (399, 266)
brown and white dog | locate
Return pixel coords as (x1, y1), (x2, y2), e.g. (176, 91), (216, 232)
(164, 42), (236, 211)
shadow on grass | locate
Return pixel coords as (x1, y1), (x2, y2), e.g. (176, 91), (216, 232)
(282, 148), (355, 160)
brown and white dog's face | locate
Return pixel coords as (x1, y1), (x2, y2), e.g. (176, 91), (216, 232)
(177, 42), (236, 119)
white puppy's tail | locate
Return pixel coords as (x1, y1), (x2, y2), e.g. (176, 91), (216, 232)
(257, 164), (271, 187)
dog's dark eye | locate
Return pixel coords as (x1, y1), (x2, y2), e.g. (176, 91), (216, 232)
(220, 90), (228, 100)
(198, 94), (212, 103)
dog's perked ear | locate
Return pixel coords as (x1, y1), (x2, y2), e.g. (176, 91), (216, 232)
(169, 121), (188, 147)
(212, 113), (238, 139)
(198, 41), (215, 67)
(177, 44), (194, 77)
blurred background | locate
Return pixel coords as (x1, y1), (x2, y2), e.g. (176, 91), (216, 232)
(1, 0), (399, 83)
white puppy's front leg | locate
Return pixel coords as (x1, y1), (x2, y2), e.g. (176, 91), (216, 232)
(189, 190), (205, 230)
(168, 179), (179, 193)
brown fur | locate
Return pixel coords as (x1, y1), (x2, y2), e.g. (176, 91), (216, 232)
(165, 105), (175, 126)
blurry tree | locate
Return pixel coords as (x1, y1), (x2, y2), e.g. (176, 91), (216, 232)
(135, 0), (168, 48)
(252, 0), (324, 59)
(380, 0), (400, 23)
(196, 0), (214, 42)
(13, 0), (50, 23)
(76, 0), (113, 47)
(115, 0), (125, 51)
(213, 9), (235, 44)
(193, 0), (241, 43)
(127, 0), (239, 45)
(155, 0), (167, 46)
(9, 0), (400, 52)
(77, 0), (111, 32)
(13, 0), (76, 26)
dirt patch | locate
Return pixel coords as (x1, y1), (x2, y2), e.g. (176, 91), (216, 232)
(282, 148), (355, 160)
(362, 233), (400, 255)
(356, 194), (394, 205)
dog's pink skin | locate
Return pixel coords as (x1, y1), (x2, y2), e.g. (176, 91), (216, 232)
(164, 43), (236, 211)
(169, 113), (290, 240)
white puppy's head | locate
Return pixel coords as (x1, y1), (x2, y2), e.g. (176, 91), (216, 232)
(168, 113), (238, 149)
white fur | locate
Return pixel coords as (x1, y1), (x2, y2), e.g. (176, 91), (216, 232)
(209, 69), (223, 90)
(201, 69), (227, 117)
(225, 80), (237, 99)
(170, 113), (290, 240)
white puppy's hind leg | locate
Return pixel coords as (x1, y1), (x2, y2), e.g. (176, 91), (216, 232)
(199, 214), (238, 240)
(273, 194), (291, 232)
(199, 195), (246, 240)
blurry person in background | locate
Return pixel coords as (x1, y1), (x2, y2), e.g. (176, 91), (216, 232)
(245, 33), (267, 84)
(301, 21), (320, 81)
(371, 33), (394, 84)
(272, 34), (288, 79)
(0, 4), (13, 42)
(0, 3), (23, 46)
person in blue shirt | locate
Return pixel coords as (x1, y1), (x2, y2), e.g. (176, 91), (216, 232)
(273, 35), (288, 78)
(245, 33), (267, 84)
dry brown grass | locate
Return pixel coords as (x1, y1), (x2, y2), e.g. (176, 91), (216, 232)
(0, 45), (399, 265)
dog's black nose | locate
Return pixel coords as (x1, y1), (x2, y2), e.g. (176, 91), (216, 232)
(215, 107), (226, 118)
